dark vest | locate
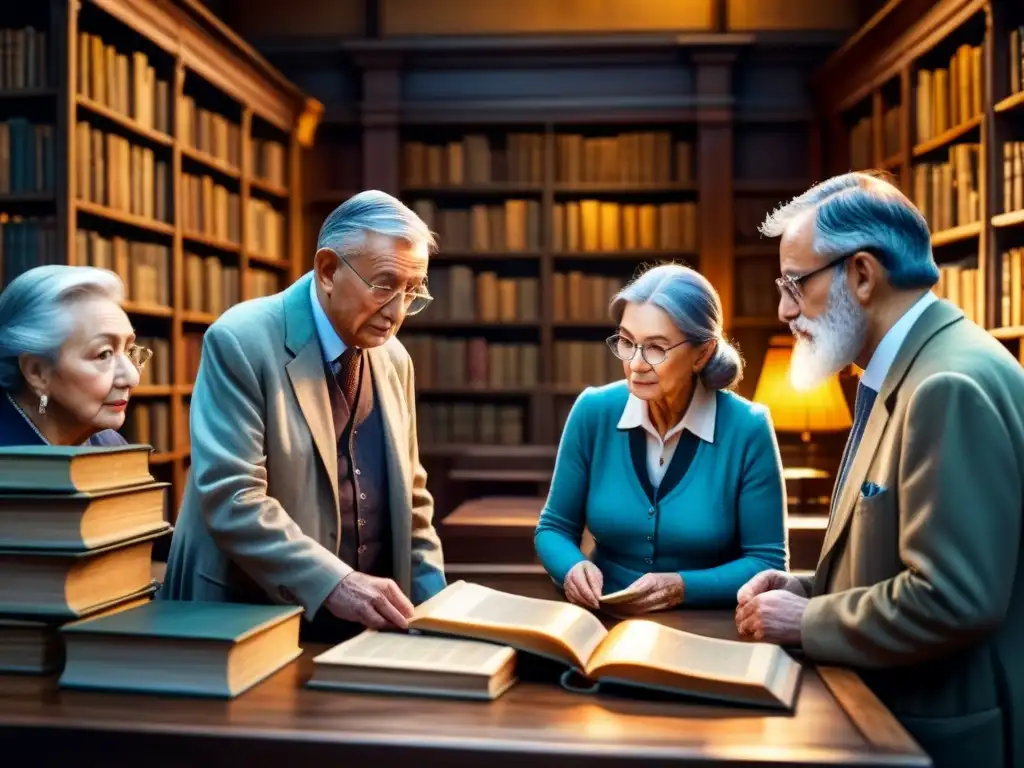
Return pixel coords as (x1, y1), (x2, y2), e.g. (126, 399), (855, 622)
(326, 352), (393, 579)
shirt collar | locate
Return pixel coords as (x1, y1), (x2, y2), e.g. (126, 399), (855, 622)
(617, 378), (717, 443)
(309, 274), (347, 364)
(860, 290), (937, 392)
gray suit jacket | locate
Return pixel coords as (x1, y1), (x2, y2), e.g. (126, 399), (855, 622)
(160, 273), (446, 618)
(799, 299), (1024, 768)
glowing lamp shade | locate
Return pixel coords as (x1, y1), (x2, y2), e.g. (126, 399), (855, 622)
(752, 336), (852, 442)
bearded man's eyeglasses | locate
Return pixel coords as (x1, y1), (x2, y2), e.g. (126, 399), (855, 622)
(775, 250), (860, 305)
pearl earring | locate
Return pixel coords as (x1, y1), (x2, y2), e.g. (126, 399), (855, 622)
(38, 394), (47, 414)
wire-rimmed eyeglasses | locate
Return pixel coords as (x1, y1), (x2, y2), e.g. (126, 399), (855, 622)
(606, 334), (690, 366)
(775, 250), (863, 305)
(338, 251), (434, 315)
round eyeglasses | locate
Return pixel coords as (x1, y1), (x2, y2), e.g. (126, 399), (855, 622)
(338, 251), (433, 316)
(606, 334), (690, 366)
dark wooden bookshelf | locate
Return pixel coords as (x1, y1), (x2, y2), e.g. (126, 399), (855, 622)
(816, 0), (1024, 364)
(0, 0), (322, 519)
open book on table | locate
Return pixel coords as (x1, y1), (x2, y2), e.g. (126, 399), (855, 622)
(409, 580), (803, 711)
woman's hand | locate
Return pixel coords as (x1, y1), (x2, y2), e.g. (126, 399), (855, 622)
(609, 573), (684, 614)
(563, 561), (604, 610)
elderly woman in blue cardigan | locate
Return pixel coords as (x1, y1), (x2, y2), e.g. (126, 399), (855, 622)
(535, 263), (788, 613)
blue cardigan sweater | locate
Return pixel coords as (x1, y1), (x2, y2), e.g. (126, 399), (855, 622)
(534, 381), (788, 607)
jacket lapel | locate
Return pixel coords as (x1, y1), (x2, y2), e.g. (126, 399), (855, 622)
(283, 274), (339, 514)
(367, 346), (412, 593)
(813, 299), (964, 592)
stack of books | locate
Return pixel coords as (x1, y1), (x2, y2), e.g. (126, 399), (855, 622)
(0, 444), (171, 674)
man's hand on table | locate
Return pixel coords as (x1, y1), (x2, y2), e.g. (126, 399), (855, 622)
(324, 572), (415, 630)
(735, 569), (808, 645)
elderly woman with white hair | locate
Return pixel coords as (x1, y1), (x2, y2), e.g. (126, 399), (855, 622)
(535, 262), (788, 612)
(0, 265), (148, 447)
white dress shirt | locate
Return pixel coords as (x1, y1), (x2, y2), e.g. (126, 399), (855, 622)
(309, 275), (347, 367)
(859, 291), (937, 391)
(617, 379), (717, 488)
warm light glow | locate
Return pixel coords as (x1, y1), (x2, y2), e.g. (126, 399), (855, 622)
(753, 336), (852, 435)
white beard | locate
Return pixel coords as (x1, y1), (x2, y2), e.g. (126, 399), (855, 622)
(789, 270), (867, 391)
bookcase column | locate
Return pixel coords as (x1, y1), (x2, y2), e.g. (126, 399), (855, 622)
(357, 55), (403, 194)
(694, 51), (737, 328)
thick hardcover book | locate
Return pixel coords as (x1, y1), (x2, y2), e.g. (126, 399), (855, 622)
(309, 629), (517, 701)
(0, 444), (155, 493)
(409, 580), (803, 711)
(59, 600), (303, 698)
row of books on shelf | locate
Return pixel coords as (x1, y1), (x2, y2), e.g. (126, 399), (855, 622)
(554, 341), (622, 391)
(554, 200), (698, 253)
(185, 252), (241, 316)
(553, 271), (621, 322)
(0, 26), (49, 91)
(77, 30), (172, 136)
(417, 266), (540, 323)
(1003, 142), (1024, 214)
(402, 133), (543, 187)
(0, 119), (54, 195)
(915, 43), (982, 145)
(847, 104), (902, 170)
(181, 172), (240, 244)
(418, 402), (525, 446)
(399, 132), (693, 187)
(934, 259), (981, 326)
(555, 133), (693, 186)
(735, 259), (782, 319)
(404, 337), (539, 390)
(182, 333), (203, 384)
(911, 143), (981, 232)
(179, 95), (242, 168)
(999, 248), (1024, 328)
(135, 336), (171, 387)
(122, 402), (172, 453)
(248, 268), (282, 299)
(251, 138), (287, 189)
(76, 230), (170, 309)
(0, 215), (57, 288)
(411, 199), (541, 253)
(74, 122), (171, 223)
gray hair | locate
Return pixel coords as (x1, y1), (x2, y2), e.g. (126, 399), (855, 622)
(0, 265), (125, 391)
(317, 189), (436, 257)
(611, 263), (744, 390)
(758, 171), (939, 289)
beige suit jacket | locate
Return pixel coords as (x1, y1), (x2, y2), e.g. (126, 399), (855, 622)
(799, 299), (1024, 768)
(160, 273), (446, 617)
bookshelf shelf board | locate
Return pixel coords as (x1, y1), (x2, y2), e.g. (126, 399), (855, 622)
(183, 231), (241, 253)
(553, 250), (694, 261)
(552, 182), (697, 195)
(401, 184), (544, 196)
(990, 326), (1024, 341)
(787, 515), (829, 530)
(76, 201), (175, 237)
(181, 311), (218, 326)
(553, 321), (613, 330)
(734, 180), (809, 195)
(133, 386), (175, 397)
(0, 88), (57, 100)
(75, 96), (173, 147)
(420, 387), (537, 397)
(732, 316), (786, 330)
(992, 210), (1024, 229)
(911, 115), (983, 158)
(0, 193), (55, 206)
(448, 469), (552, 483)
(151, 452), (177, 465)
(180, 145), (242, 180)
(247, 254), (290, 270)
(994, 91), (1024, 115)
(432, 251), (542, 261)
(121, 302), (174, 319)
(249, 177), (289, 199)
(930, 221), (982, 247)
(881, 153), (904, 170)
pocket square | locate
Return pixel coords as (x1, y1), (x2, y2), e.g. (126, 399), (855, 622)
(861, 481), (884, 498)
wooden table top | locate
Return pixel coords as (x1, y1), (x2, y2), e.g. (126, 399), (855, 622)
(0, 604), (930, 768)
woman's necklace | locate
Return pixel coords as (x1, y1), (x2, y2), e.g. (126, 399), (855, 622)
(6, 391), (51, 445)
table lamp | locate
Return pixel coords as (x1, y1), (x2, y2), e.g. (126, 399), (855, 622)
(752, 335), (853, 445)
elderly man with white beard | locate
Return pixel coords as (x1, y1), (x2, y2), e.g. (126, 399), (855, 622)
(734, 171), (1024, 768)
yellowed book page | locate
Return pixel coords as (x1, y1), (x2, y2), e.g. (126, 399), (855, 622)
(599, 584), (647, 604)
(313, 629), (514, 677)
(410, 580), (607, 669)
(585, 622), (774, 688)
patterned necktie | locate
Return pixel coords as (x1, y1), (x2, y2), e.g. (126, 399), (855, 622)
(833, 382), (877, 511)
(335, 347), (362, 410)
